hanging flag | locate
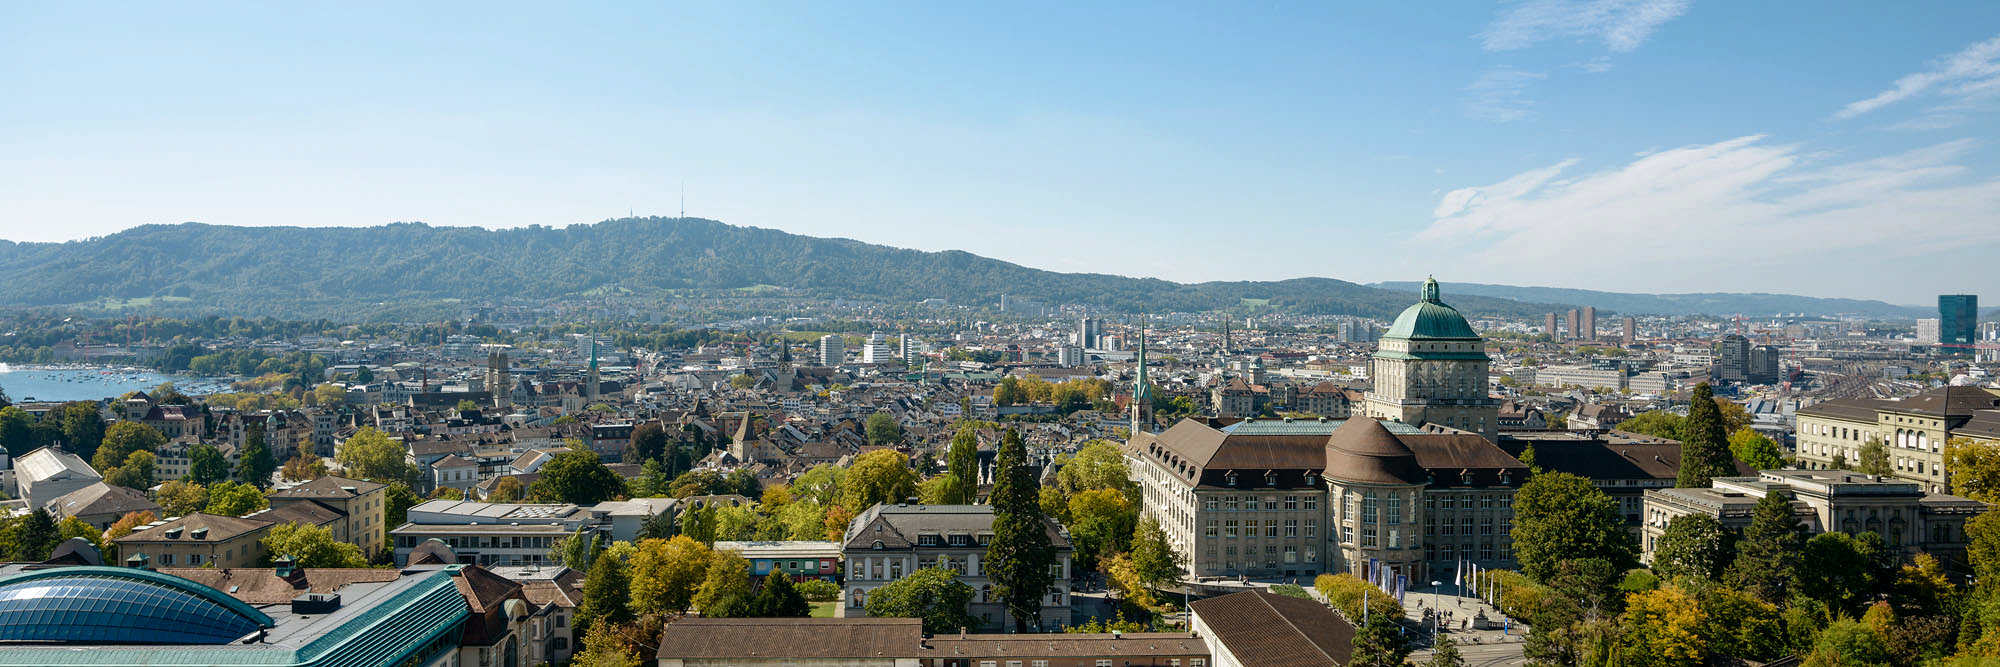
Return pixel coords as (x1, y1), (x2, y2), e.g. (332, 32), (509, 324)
(1453, 559), (1462, 588)
(1396, 574), (1407, 602)
(1363, 587), (1370, 626)
(1471, 563), (1480, 598)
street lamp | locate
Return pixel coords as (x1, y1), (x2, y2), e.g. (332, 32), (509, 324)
(1430, 580), (1442, 641)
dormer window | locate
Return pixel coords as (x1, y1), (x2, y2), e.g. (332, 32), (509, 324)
(1265, 472), (1278, 486)
(918, 534), (940, 547)
(1226, 472), (1238, 487)
(1305, 472), (1319, 486)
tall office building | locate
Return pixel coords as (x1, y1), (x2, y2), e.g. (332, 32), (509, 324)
(861, 332), (897, 364)
(1917, 319), (1943, 345)
(1942, 295), (1979, 349)
(1621, 317), (1637, 346)
(1748, 345), (1781, 385)
(1546, 313), (1559, 339)
(818, 334), (845, 366)
(1715, 334), (1751, 383)
(1581, 307), (1597, 342)
(1566, 310), (1581, 341)
(1078, 317), (1102, 348)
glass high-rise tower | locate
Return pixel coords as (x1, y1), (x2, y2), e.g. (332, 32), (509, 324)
(1941, 295), (1979, 348)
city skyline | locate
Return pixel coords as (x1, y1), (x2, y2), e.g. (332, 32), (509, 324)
(5, 2), (1999, 303)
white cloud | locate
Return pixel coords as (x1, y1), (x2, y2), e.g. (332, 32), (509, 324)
(1414, 136), (2000, 297)
(1834, 34), (2000, 122)
(1480, 0), (1692, 52)
(1463, 68), (1548, 122)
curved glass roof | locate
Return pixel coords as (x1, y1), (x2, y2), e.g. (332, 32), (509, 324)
(0, 567), (273, 645)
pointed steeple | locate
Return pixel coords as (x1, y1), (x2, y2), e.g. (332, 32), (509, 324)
(1131, 316), (1153, 435)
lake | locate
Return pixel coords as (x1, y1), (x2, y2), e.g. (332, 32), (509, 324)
(0, 364), (236, 403)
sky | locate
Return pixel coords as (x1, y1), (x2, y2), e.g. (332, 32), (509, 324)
(3, 1), (1998, 305)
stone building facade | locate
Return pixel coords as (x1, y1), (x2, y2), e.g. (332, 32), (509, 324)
(1363, 278), (1500, 441)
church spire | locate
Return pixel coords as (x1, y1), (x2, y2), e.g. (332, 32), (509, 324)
(1131, 316), (1152, 435)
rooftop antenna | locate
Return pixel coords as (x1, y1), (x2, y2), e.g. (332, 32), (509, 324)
(680, 180), (686, 219)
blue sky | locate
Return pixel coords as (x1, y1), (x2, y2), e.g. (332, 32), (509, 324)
(3, 1), (1998, 304)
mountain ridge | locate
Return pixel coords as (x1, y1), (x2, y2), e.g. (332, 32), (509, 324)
(1371, 281), (1934, 319)
(0, 218), (1575, 321)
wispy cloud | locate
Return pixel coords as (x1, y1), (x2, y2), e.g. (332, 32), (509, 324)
(1834, 34), (2000, 123)
(1480, 0), (1692, 52)
(1415, 136), (2000, 293)
(1463, 68), (1548, 122)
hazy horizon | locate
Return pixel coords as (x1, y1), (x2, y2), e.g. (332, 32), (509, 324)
(5, 2), (1998, 304)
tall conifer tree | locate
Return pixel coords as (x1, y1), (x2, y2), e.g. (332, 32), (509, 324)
(1677, 383), (1734, 487)
(1728, 489), (1805, 604)
(984, 429), (1055, 632)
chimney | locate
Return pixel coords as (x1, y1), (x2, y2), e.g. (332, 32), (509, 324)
(959, 627), (967, 639)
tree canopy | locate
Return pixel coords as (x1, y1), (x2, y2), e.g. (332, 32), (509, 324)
(865, 566), (979, 634)
(530, 448), (628, 505)
(1512, 471), (1636, 582)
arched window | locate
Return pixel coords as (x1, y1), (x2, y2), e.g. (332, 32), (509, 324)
(850, 588), (867, 608)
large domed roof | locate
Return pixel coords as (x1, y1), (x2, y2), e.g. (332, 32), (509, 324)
(1384, 277), (1479, 340)
(1324, 417), (1426, 485)
(0, 566), (274, 644)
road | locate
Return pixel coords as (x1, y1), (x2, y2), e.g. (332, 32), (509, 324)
(1409, 633), (1525, 667)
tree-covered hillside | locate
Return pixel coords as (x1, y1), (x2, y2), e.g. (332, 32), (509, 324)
(0, 218), (1574, 319)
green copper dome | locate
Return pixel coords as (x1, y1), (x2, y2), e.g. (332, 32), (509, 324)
(1383, 277), (1479, 340)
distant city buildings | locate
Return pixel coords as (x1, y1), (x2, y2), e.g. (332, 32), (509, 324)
(860, 332), (896, 364)
(1942, 294), (1979, 349)
(818, 334), (845, 366)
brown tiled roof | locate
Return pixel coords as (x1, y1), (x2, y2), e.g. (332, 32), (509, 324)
(158, 567), (401, 604)
(115, 513), (272, 544)
(518, 570), (585, 608)
(271, 475), (386, 499)
(46, 482), (160, 519)
(453, 564), (527, 647)
(1190, 589), (1352, 666)
(1324, 418), (1425, 485)
(926, 633), (1207, 660)
(1148, 419), (1231, 468)
(1797, 398), (1893, 422)
(244, 499), (345, 526)
(1887, 386), (2000, 417)
(659, 618), (924, 659)
(1404, 433), (1529, 486)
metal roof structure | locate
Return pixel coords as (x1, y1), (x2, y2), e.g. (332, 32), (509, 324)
(1381, 277), (1481, 341)
(0, 565), (471, 667)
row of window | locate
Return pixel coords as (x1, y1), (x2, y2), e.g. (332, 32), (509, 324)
(974, 660), (1203, 667)
(1213, 544), (1316, 563)
(1223, 472), (1319, 487)
(1427, 543), (1508, 562)
(1423, 517), (1510, 536)
(1423, 495), (1511, 511)
(1205, 519), (1317, 538)
(1202, 495), (1318, 511)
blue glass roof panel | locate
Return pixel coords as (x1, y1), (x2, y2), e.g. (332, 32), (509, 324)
(0, 568), (272, 645)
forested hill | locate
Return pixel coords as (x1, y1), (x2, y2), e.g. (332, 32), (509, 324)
(1372, 281), (1932, 319)
(0, 218), (1576, 320)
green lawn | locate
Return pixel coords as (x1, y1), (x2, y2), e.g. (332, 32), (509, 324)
(810, 601), (838, 618)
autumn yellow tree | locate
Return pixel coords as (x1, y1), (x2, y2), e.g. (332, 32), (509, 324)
(1617, 586), (1708, 667)
(629, 536), (712, 615)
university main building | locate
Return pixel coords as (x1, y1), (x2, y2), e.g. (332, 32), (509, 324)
(1125, 279), (1526, 583)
